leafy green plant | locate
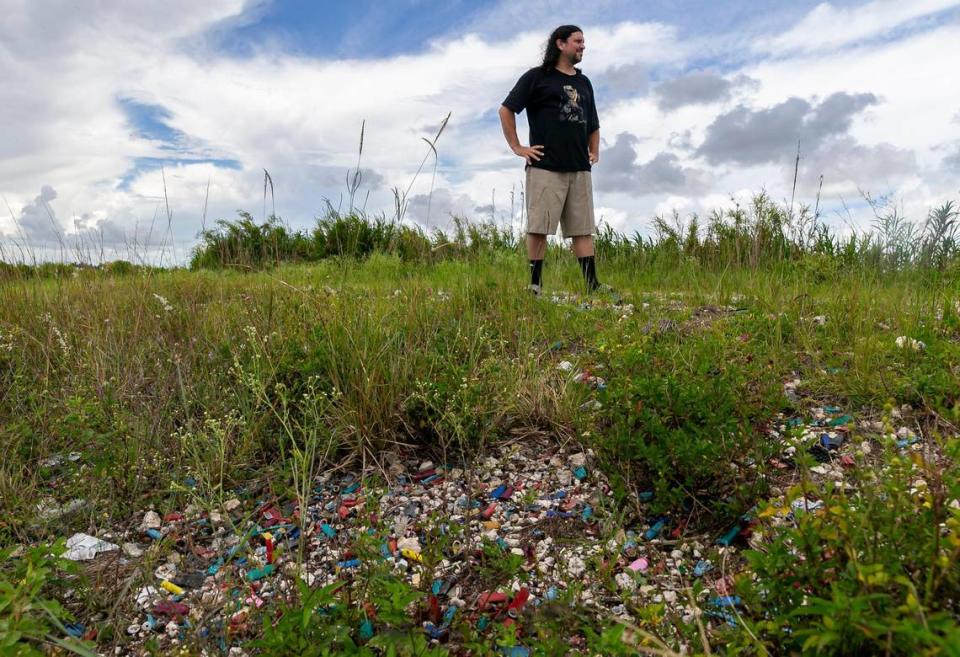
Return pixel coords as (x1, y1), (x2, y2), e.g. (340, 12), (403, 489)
(0, 541), (97, 657)
(738, 435), (960, 654)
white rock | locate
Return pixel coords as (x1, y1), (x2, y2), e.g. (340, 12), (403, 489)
(154, 564), (177, 580)
(615, 572), (636, 591)
(135, 586), (158, 609)
(122, 543), (143, 558)
(141, 511), (162, 530)
(397, 536), (421, 553)
(568, 555), (586, 577)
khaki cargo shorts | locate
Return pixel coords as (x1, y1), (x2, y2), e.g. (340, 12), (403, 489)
(525, 167), (596, 238)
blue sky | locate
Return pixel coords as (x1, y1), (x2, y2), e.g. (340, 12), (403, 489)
(211, 0), (844, 60)
(2, 0), (960, 262)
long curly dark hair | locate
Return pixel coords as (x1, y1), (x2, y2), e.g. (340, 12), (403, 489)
(541, 25), (582, 71)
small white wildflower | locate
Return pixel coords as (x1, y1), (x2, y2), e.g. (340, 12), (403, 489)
(895, 336), (925, 351)
(52, 326), (69, 353)
(152, 294), (173, 313)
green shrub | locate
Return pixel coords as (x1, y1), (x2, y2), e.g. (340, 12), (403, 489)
(736, 436), (960, 654)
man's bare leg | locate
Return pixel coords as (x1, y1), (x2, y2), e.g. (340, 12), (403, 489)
(571, 235), (594, 258)
(527, 233), (547, 259)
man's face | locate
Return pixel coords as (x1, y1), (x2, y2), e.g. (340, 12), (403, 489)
(557, 31), (585, 64)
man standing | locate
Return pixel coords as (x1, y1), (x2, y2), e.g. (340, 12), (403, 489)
(499, 24), (605, 296)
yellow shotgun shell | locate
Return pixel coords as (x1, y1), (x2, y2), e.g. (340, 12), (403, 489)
(400, 548), (423, 563)
(160, 580), (185, 596)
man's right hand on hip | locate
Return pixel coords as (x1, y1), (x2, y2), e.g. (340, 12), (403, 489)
(512, 144), (544, 165)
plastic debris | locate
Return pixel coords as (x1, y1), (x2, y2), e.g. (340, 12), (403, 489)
(43, 436), (773, 653)
(790, 498), (824, 515)
(63, 533), (119, 561)
(828, 414), (853, 427)
(359, 618), (374, 640)
(159, 580), (185, 596)
(694, 560), (714, 577)
(64, 622), (84, 638)
(40, 452), (82, 468)
(717, 523), (742, 546)
(819, 433), (845, 450)
(644, 517), (667, 540)
(628, 557), (649, 572)
(152, 600), (189, 618)
(896, 429), (921, 449)
(36, 498), (86, 521)
(246, 564), (275, 581)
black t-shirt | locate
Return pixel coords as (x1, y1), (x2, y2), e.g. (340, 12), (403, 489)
(502, 66), (600, 172)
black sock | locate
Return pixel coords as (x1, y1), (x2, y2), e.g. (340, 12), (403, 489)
(578, 255), (599, 291)
(529, 259), (543, 287)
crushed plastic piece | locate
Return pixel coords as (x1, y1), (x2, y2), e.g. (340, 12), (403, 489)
(64, 533), (119, 561)
(829, 414), (853, 427)
(64, 622), (84, 638)
(153, 600), (189, 618)
(628, 557), (648, 572)
(359, 618), (374, 640)
(644, 517), (667, 540)
(246, 564), (275, 581)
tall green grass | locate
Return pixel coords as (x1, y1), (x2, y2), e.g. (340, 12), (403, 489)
(2, 193), (959, 654)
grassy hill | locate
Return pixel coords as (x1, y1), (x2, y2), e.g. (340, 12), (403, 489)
(2, 199), (960, 655)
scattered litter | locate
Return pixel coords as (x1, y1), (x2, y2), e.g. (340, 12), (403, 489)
(36, 497), (85, 521)
(44, 436), (774, 652)
(790, 498), (824, 516)
(63, 533), (119, 561)
(40, 452), (82, 468)
(628, 557), (649, 572)
(694, 560), (713, 577)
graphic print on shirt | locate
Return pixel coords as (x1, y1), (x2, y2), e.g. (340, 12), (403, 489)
(559, 85), (585, 124)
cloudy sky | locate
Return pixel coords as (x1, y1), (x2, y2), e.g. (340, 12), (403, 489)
(2, 0), (959, 263)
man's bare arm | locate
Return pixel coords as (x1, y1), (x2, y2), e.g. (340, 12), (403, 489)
(588, 129), (600, 165)
(498, 105), (544, 165)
